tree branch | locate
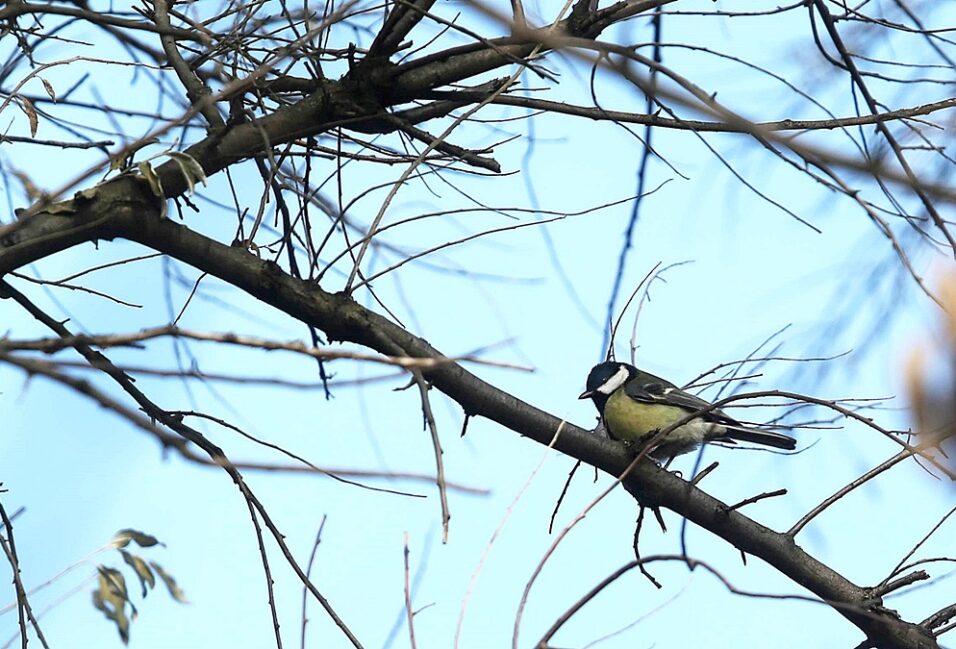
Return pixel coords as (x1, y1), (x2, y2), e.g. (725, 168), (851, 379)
(0, 186), (934, 647)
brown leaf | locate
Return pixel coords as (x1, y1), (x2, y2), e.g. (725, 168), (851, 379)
(150, 561), (189, 604)
(112, 528), (163, 549)
(16, 96), (38, 137)
(120, 550), (156, 598)
(39, 77), (56, 102)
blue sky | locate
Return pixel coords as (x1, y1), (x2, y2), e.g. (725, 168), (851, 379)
(2, 2), (955, 648)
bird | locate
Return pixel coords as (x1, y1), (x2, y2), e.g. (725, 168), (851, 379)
(578, 361), (796, 461)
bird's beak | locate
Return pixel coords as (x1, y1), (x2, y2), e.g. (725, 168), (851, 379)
(578, 390), (592, 400)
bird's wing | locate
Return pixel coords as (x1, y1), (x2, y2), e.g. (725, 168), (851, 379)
(624, 372), (797, 451)
(623, 378), (735, 422)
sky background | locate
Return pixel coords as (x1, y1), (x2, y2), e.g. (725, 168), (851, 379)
(2, 2), (955, 648)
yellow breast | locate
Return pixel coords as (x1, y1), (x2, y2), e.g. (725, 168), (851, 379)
(603, 389), (686, 442)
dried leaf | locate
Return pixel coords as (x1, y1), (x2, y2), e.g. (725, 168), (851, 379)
(39, 77), (56, 102)
(150, 561), (189, 604)
(166, 151), (207, 194)
(17, 97), (38, 137)
(138, 161), (164, 198)
(112, 529), (162, 549)
(110, 137), (160, 170)
(100, 566), (128, 599)
(120, 550), (156, 598)
(93, 566), (132, 644)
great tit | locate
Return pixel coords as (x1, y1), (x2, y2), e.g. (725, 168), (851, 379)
(579, 361), (797, 461)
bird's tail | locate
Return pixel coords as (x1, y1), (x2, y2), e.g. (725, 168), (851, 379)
(719, 424), (797, 450)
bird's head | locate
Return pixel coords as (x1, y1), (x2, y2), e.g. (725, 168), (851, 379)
(578, 361), (638, 411)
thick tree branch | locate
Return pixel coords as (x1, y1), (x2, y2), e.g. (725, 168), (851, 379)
(0, 185), (937, 648)
(367, 0), (437, 59)
(152, 0), (224, 131)
(0, 3), (950, 646)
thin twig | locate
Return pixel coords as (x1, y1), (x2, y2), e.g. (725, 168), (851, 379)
(0, 501), (50, 649)
(728, 489), (787, 511)
(300, 516), (328, 649)
(403, 532), (418, 649)
(454, 422), (566, 649)
(412, 371), (450, 543)
(882, 504), (956, 587)
(789, 449), (912, 536)
(0, 325), (532, 371)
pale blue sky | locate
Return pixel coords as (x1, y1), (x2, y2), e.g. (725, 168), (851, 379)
(2, 2), (955, 648)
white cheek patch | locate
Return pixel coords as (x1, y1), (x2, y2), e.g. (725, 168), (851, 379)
(596, 365), (630, 395)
